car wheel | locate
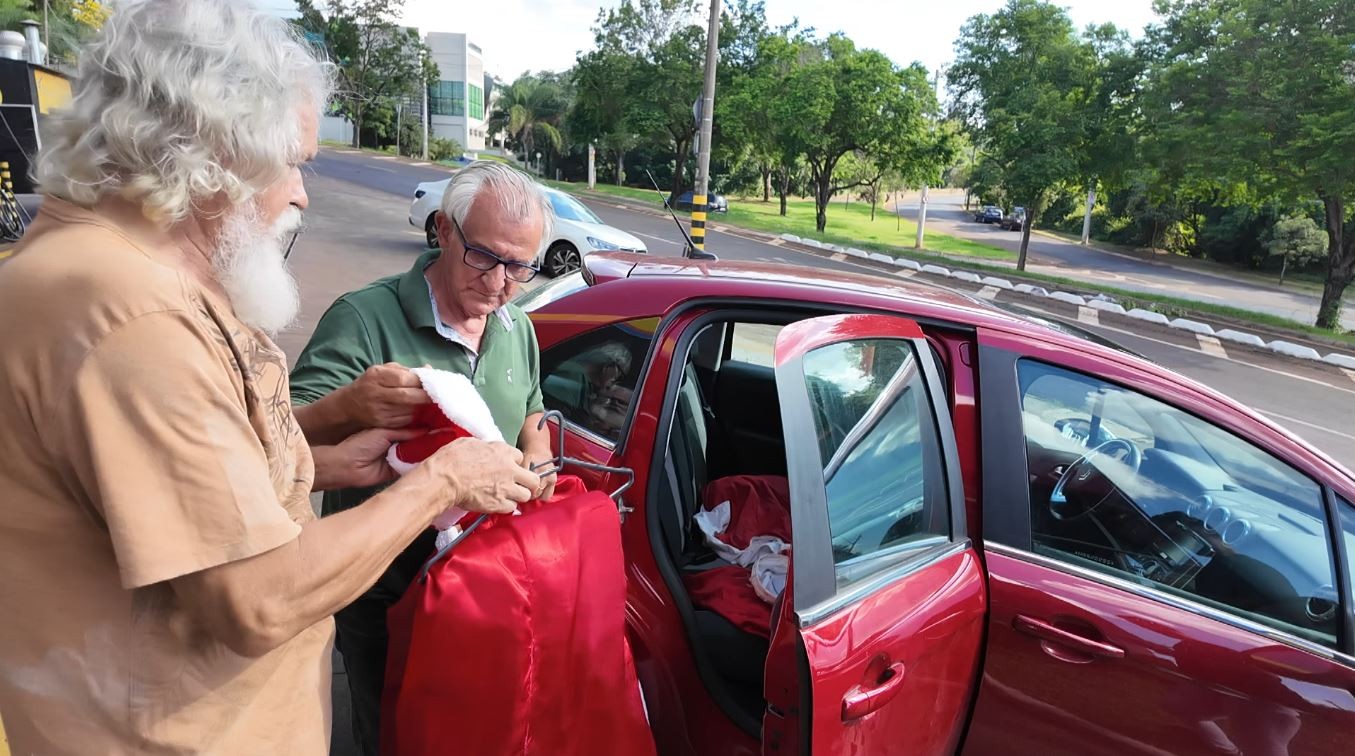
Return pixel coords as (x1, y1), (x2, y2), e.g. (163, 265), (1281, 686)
(425, 214), (440, 249)
(545, 241), (582, 277)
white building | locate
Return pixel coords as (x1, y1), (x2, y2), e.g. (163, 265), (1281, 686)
(425, 32), (489, 152)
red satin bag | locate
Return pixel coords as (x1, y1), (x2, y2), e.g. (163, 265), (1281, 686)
(381, 475), (656, 756)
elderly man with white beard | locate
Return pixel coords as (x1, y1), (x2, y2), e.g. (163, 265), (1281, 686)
(0, 0), (539, 753)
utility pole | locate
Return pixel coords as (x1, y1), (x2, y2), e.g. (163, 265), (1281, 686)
(1080, 185), (1096, 245)
(915, 66), (944, 252)
(690, 0), (721, 255)
(395, 101), (402, 157)
(421, 82), (429, 161)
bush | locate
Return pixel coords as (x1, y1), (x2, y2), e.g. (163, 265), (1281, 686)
(429, 137), (463, 162)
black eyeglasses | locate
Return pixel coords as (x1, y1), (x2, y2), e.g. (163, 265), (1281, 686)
(452, 218), (540, 283)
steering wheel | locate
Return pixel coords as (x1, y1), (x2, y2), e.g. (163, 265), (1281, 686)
(1049, 438), (1142, 521)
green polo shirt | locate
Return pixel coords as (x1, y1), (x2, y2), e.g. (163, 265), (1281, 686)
(290, 249), (544, 518)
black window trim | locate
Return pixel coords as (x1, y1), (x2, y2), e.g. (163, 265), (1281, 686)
(1323, 486), (1355, 654)
(980, 343), (1355, 658)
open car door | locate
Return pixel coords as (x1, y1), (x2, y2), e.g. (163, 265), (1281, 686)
(761, 314), (986, 756)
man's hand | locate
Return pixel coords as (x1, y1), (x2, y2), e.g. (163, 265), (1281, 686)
(340, 363), (430, 429)
(401, 438), (538, 515)
(521, 447), (558, 501)
(312, 428), (418, 491)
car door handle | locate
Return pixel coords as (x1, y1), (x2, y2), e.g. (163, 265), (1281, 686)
(841, 662), (907, 721)
(1015, 615), (1125, 660)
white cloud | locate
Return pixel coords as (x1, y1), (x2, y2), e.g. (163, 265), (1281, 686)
(400, 0), (1160, 82)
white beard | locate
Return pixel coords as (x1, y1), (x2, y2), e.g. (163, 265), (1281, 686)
(212, 203), (303, 335)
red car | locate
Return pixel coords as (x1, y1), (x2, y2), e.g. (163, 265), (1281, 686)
(516, 253), (1355, 756)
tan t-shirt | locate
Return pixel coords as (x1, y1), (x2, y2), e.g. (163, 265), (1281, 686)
(0, 199), (334, 754)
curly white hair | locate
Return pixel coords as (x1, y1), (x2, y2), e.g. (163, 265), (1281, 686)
(34, 0), (334, 224)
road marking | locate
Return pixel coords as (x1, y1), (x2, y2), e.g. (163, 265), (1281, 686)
(894, 268), (917, 278)
(768, 238), (784, 247)
(976, 286), (1001, 300)
(629, 231), (686, 249)
(374, 155), (397, 160)
(1258, 410), (1355, 443)
(1344, 369), (1355, 387)
(1077, 306), (1100, 326)
(1197, 335), (1229, 359)
(1015, 302), (1355, 398)
(410, 161), (430, 166)
(830, 253), (847, 261)
(338, 149), (361, 154)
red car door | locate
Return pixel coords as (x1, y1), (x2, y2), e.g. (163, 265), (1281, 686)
(761, 314), (986, 756)
(965, 328), (1355, 755)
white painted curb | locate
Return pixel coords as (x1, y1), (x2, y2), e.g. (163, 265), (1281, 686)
(845, 247), (870, 258)
(980, 276), (1014, 289)
(921, 264), (951, 276)
(1014, 284), (1049, 297)
(1049, 292), (1087, 306)
(802, 239), (823, 249)
(1127, 309), (1170, 325)
(780, 233), (801, 243)
(1169, 318), (1216, 336)
(1215, 329), (1266, 347)
(951, 271), (983, 283)
(868, 252), (894, 264)
(1324, 353), (1355, 369)
(893, 258), (923, 271)
(1267, 340), (1322, 361)
(1088, 300), (1127, 315)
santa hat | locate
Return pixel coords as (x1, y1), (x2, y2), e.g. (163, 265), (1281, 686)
(386, 367), (508, 534)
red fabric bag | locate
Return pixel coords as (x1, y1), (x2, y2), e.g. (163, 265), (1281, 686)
(381, 474), (656, 756)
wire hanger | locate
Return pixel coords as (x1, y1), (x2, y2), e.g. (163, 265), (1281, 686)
(418, 410), (636, 581)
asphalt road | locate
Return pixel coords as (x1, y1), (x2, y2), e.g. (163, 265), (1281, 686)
(301, 149), (1355, 466)
(893, 189), (1355, 331)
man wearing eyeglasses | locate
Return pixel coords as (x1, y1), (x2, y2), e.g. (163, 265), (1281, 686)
(288, 161), (558, 755)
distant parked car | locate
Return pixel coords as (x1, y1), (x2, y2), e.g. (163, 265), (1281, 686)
(408, 179), (647, 276)
(674, 190), (728, 213)
(1000, 206), (1027, 231)
(974, 205), (1003, 223)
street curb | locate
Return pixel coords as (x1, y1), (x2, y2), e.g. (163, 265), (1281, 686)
(767, 236), (1355, 373)
(560, 186), (1355, 370)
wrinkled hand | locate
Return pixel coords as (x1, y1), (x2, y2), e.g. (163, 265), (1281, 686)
(414, 438), (539, 515)
(521, 447), (558, 501)
(317, 427), (419, 491)
(341, 363), (430, 429)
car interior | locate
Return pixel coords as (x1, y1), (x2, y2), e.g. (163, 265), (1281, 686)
(646, 307), (960, 737)
(1019, 362), (1342, 648)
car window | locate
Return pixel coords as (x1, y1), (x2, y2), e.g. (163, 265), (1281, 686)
(514, 271), (587, 312)
(547, 192), (602, 224)
(728, 322), (782, 367)
(800, 339), (949, 585)
(539, 318), (657, 442)
(1017, 360), (1339, 648)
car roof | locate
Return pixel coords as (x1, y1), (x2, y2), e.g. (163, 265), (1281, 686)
(579, 252), (1043, 334)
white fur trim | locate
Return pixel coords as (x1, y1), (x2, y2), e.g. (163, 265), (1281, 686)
(411, 367), (505, 443)
(386, 445), (418, 475)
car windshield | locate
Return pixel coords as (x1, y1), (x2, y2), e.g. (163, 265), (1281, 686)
(548, 192), (602, 224)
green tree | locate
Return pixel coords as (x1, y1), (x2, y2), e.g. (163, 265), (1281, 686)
(1141, 0), (1355, 329)
(0, 0), (105, 66)
(294, 0), (435, 149)
(488, 75), (568, 166)
(786, 36), (944, 232)
(949, 0), (1103, 270)
(1266, 214), (1329, 286)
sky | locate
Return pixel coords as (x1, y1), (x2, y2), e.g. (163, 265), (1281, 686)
(398, 0), (1162, 83)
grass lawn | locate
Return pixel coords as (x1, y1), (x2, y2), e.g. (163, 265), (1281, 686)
(725, 197), (1013, 260)
(547, 180), (1013, 261)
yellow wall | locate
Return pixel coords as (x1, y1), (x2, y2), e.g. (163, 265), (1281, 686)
(33, 68), (71, 114)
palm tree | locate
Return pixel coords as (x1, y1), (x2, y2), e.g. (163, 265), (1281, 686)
(487, 76), (566, 167)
